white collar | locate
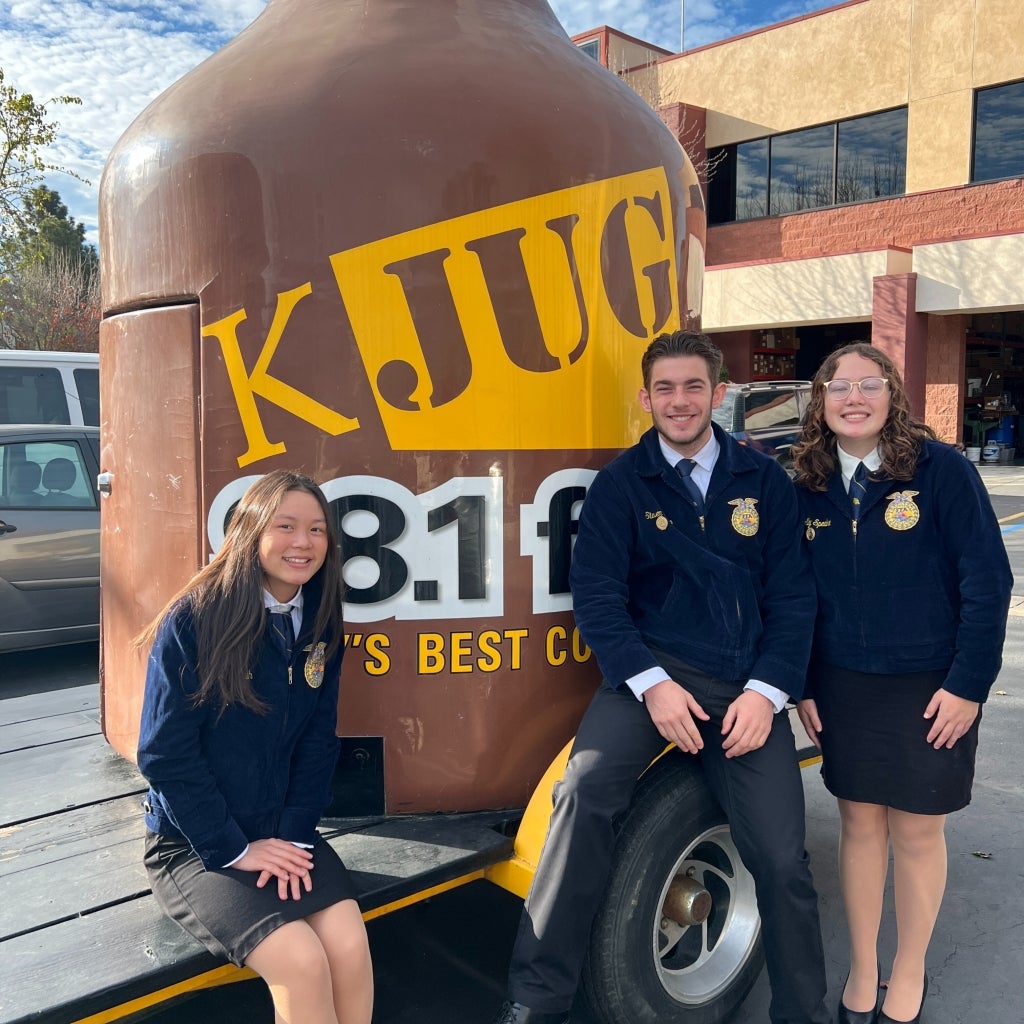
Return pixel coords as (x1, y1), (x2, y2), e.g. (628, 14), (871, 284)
(263, 587), (303, 613)
(837, 444), (881, 480)
(659, 430), (720, 473)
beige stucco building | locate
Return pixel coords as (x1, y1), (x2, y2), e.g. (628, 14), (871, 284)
(576, 0), (1024, 449)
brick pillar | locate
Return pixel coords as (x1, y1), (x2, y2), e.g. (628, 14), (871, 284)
(924, 314), (967, 444)
(872, 273), (927, 418)
(712, 330), (760, 382)
(658, 102), (708, 192)
(872, 273), (965, 442)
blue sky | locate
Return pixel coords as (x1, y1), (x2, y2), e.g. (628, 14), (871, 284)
(0, 0), (832, 246)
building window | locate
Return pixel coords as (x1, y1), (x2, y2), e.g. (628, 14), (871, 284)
(708, 108), (907, 224)
(972, 79), (1024, 182)
(770, 124), (835, 214)
(736, 139), (768, 219)
(576, 38), (600, 61)
(837, 107), (907, 201)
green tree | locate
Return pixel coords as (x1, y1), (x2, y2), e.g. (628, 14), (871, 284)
(0, 66), (83, 234)
(7, 185), (97, 271)
(0, 70), (96, 351)
(0, 188), (99, 351)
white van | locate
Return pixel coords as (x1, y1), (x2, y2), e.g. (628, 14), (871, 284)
(0, 350), (99, 426)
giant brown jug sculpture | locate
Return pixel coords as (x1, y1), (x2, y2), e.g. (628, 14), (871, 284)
(99, 0), (704, 813)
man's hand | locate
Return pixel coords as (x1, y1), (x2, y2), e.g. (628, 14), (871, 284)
(796, 698), (823, 751)
(721, 689), (774, 758)
(923, 688), (979, 749)
(236, 838), (314, 900)
(643, 678), (710, 753)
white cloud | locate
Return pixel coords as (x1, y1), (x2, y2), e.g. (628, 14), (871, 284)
(1, 0), (824, 248)
(1, 0), (260, 241)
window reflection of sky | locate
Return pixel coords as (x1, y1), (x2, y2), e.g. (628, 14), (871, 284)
(770, 124), (835, 214)
(837, 108), (907, 200)
(974, 81), (1024, 181)
(736, 139), (768, 219)
(714, 108), (909, 222)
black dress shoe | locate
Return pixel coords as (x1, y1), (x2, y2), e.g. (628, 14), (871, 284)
(492, 1000), (570, 1024)
(838, 1002), (878, 1024)
(837, 961), (882, 1024)
(878, 974), (928, 1024)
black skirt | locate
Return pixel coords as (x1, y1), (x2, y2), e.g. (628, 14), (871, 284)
(809, 662), (980, 815)
(145, 830), (358, 966)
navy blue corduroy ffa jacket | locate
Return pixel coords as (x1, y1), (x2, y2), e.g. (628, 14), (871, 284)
(570, 423), (816, 698)
(137, 582), (344, 870)
(797, 440), (1012, 702)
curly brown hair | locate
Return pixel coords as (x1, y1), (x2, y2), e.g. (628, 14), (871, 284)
(792, 343), (936, 491)
(136, 470), (345, 713)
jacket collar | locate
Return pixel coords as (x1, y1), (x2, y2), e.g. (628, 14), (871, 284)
(822, 441), (932, 517)
(636, 422), (761, 481)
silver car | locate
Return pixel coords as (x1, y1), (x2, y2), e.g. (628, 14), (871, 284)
(0, 425), (100, 652)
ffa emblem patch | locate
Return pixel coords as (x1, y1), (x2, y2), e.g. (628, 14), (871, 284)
(884, 491), (920, 531)
(304, 642), (327, 689)
(805, 524), (815, 541)
(728, 497), (759, 537)
(655, 514), (669, 531)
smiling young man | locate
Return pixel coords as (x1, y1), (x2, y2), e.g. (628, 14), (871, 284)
(492, 331), (829, 1024)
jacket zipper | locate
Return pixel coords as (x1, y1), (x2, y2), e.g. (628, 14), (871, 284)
(851, 508), (864, 648)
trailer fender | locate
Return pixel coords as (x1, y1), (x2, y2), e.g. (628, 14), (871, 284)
(485, 738), (574, 898)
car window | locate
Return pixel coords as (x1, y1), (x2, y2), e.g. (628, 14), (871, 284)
(744, 388), (801, 429)
(0, 367), (72, 425)
(712, 389), (743, 432)
(74, 367), (100, 426)
(0, 440), (96, 509)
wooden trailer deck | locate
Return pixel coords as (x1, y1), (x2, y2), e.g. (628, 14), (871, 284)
(0, 685), (515, 1024)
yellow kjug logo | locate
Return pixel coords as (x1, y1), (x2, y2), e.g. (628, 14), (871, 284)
(204, 167), (689, 466)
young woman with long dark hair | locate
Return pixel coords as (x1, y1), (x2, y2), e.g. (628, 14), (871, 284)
(136, 470), (372, 1024)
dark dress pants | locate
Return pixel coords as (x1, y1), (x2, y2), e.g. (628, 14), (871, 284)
(507, 667), (829, 1024)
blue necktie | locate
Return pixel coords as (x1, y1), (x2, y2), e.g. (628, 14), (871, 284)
(849, 462), (868, 521)
(268, 605), (295, 660)
(675, 459), (705, 515)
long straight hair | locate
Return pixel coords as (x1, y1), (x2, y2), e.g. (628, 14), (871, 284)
(793, 343), (936, 492)
(136, 470), (345, 712)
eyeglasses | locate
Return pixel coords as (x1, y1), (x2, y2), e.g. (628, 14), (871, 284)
(822, 377), (889, 399)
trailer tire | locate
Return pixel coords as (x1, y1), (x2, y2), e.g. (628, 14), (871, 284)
(579, 754), (764, 1024)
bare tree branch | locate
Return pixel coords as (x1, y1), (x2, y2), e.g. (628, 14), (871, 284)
(0, 248), (99, 351)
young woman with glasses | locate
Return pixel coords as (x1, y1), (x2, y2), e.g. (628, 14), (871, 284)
(792, 343), (1011, 1024)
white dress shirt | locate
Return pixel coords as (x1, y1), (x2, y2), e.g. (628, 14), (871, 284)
(836, 443), (882, 491)
(223, 587), (308, 867)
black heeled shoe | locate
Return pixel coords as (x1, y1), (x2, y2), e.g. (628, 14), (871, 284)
(878, 974), (928, 1024)
(837, 961), (883, 1024)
